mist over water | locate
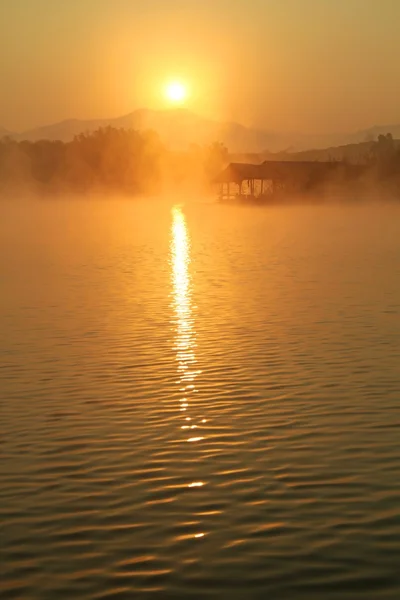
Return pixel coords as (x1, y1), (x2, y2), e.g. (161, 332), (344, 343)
(1, 197), (400, 599)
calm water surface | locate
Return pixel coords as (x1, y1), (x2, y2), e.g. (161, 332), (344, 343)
(1, 198), (400, 599)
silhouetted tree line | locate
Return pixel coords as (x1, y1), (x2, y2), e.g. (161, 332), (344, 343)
(353, 133), (400, 196)
(0, 127), (229, 194)
(1, 128), (400, 196)
(368, 134), (400, 178)
(294, 134), (400, 195)
(308, 134), (400, 194)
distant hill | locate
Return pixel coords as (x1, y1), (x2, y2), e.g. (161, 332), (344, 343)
(261, 142), (377, 164)
(10, 109), (296, 152)
(232, 139), (400, 165)
(4, 109), (400, 154)
(0, 127), (12, 139)
(354, 124), (400, 143)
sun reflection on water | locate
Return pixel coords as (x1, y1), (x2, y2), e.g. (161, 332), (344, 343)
(171, 205), (207, 540)
(170, 206), (203, 431)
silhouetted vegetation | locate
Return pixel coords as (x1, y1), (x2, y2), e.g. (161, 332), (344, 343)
(1, 128), (400, 197)
(0, 127), (229, 195)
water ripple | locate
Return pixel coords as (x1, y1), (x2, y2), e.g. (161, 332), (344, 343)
(1, 200), (400, 598)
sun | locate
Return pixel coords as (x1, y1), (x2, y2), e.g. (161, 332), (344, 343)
(165, 81), (188, 105)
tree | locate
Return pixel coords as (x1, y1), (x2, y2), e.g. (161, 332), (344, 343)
(203, 142), (229, 182)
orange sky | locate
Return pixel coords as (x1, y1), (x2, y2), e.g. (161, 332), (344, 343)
(1, 0), (400, 133)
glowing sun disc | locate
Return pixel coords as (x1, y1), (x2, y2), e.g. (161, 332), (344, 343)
(165, 81), (187, 104)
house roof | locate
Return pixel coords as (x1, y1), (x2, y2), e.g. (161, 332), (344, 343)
(215, 160), (360, 183)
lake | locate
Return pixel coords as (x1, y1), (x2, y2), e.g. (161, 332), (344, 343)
(1, 197), (400, 599)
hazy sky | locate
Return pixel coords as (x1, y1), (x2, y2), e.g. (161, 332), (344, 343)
(1, 0), (400, 133)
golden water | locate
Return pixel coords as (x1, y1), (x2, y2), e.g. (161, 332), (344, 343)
(1, 198), (400, 599)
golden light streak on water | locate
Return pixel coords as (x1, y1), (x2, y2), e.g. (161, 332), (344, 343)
(170, 205), (203, 442)
(170, 205), (209, 542)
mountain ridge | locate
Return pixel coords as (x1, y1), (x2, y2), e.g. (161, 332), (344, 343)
(1, 109), (400, 153)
